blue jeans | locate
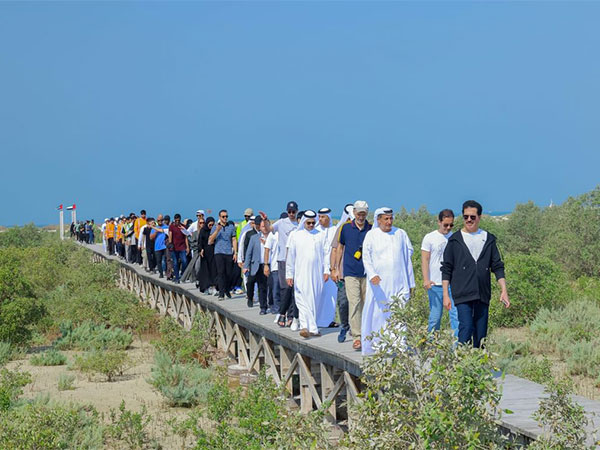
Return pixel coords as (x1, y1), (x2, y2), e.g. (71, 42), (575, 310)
(427, 285), (458, 337)
(171, 250), (188, 281)
(456, 299), (489, 348)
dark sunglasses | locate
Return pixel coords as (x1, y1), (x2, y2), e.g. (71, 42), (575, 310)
(442, 223), (454, 228)
(221, 215), (228, 219)
(463, 215), (477, 221)
(287, 210), (297, 214)
(305, 220), (316, 225)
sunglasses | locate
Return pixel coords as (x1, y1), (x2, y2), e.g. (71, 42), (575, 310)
(305, 221), (316, 225)
(442, 223), (454, 228)
(221, 215), (228, 219)
(463, 215), (477, 221)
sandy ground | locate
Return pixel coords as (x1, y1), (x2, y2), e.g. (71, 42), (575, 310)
(7, 339), (192, 448)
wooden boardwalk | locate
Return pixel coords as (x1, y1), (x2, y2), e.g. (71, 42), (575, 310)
(86, 243), (599, 444)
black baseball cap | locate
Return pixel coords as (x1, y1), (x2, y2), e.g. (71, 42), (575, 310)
(286, 201), (298, 212)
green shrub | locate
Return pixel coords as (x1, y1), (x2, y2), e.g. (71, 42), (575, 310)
(490, 253), (570, 327)
(0, 342), (15, 366)
(345, 298), (508, 449)
(105, 400), (157, 449)
(30, 349), (67, 366)
(172, 370), (331, 449)
(515, 356), (553, 385)
(74, 349), (130, 382)
(55, 321), (133, 351)
(0, 224), (53, 249)
(0, 368), (31, 411)
(153, 313), (214, 365)
(530, 379), (588, 449)
(0, 397), (104, 449)
(565, 341), (600, 378)
(57, 372), (75, 391)
(148, 351), (214, 407)
(0, 297), (46, 346)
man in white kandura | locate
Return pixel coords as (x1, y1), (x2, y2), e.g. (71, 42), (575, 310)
(286, 210), (330, 339)
(361, 207), (415, 355)
(315, 207), (338, 328)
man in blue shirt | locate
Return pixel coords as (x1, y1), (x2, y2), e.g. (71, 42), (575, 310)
(150, 215), (169, 279)
(209, 209), (238, 299)
(332, 200), (371, 351)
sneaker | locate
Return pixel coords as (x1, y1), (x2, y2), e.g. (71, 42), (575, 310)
(259, 309), (267, 315)
(218, 295), (225, 301)
(290, 318), (299, 332)
(235, 288), (244, 295)
(273, 315), (280, 324)
(159, 274), (164, 279)
(247, 299), (253, 308)
(214, 291), (220, 297)
(225, 292), (232, 299)
(337, 327), (347, 343)
(266, 308), (272, 314)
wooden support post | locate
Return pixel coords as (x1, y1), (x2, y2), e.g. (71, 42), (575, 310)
(320, 363), (336, 421)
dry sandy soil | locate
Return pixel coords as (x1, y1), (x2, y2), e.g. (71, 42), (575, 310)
(7, 339), (192, 448)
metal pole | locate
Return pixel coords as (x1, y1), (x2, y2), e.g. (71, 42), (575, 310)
(59, 210), (64, 240)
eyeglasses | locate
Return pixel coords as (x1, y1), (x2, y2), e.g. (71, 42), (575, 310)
(442, 223), (454, 228)
(287, 210), (296, 214)
(305, 221), (316, 225)
(463, 215), (477, 221)
(244, 215), (251, 219)
(221, 215), (228, 219)
(198, 222), (205, 226)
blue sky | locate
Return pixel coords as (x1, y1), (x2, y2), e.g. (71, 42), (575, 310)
(1, 2), (599, 225)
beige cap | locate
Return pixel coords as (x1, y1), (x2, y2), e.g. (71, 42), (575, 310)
(353, 200), (369, 213)
(244, 208), (254, 216)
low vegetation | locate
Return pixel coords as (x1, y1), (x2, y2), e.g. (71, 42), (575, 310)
(30, 349), (67, 366)
(74, 349), (131, 382)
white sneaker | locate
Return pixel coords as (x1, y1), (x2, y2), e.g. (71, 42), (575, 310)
(273, 315), (279, 324)
(235, 288), (244, 295)
(290, 318), (299, 331)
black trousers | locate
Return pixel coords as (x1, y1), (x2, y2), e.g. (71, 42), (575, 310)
(247, 264), (268, 310)
(277, 261), (297, 319)
(107, 238), (115, 255)
(146, 247), (156, 271)
(215, 253), (234, 295)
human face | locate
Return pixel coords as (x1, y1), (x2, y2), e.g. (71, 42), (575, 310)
(287, 209), (297, 221)
(438, 216), (454, 235)
(462, 207), (480, 233)
(198, 220), (205, 228)
(304, 218), (316, 231)
(219, 212), (228, 224)
(244, 215), (251, 221)
(377, 214), (393, 232)
(196, 213), (204, 220)
(355, 211), (367, 224)
(318, 214), (330, 228)
(260, 221), (269, 234)
(207, 221), (214, 229)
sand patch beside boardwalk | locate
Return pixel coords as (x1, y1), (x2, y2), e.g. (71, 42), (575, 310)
(6, 338), (192, 447)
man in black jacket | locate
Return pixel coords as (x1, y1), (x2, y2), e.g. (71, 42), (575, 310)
(441, 200), (510, 348)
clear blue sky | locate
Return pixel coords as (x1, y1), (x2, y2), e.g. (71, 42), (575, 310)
(1, 2), (599, 225)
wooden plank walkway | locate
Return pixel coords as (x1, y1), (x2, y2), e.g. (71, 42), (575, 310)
(85, 243), (600, 444)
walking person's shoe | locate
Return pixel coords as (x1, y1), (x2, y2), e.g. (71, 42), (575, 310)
(352, 339), (361, 350)
(337, 327), (348, 343)
(234, 287), (244, 295)
(277, 315), (286, 327)
(259, 309), (267, 315)
(290, 318), (299, 331)
(247, 298), (253, 308)
(218, 294), (225, 301)
(310, 331), (321, 337)
(225, 292), (232, 299)
(299, 329), (310, 339)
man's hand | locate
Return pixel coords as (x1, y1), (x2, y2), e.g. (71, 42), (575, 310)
(370, 275), (381, 285)
(443, 294), (452, 311)
(264, 265), (270, 277)
(323, 274), (329, 282)
(330, 268), (339, 283)
(237, 262), (243, 268)
(423, 280), (435, 290)
(286, 278), (294, 287)
(500, 290), (510, 308)
(200, 249), (204, 257)
(233, 253), (237, 262)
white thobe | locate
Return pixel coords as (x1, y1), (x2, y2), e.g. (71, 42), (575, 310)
(286, 228), (329, 334)
(361, 227), (415, 355)
(315, 224), (337, 327)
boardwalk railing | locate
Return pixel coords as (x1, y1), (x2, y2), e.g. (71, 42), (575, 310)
(90, 249), (361, 425)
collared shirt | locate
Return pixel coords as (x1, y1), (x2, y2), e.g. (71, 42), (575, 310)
(273, 218), (299, 261)
(211, 222), (236, 255)
(265, 231), (279, 270)
(338, 219), (372, 277)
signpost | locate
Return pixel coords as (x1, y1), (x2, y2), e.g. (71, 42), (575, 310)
(57, 204), (64, 240)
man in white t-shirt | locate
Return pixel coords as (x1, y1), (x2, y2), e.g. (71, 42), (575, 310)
(421, 209), (459, 336)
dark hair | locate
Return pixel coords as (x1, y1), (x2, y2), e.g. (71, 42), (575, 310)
(462, 200), (482, 216)
(206, 217), (215, 225)
(140, 210), (146, 215)
(147, 217), (155, 223)
(219, 209), (228, 216)
(438, 209), (455, 221)
(174, 213), (181, 220)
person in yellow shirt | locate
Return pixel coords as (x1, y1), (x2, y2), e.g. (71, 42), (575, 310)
(133, 210), (147, 265)
(105, 218), (115, 255)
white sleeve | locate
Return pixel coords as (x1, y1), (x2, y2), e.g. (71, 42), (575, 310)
(285, 233), (296, 279)
(420, 233), (431, 252)
(404, 231), (416, 288)
(362, 231), (378, 281)
(238, 231), (247, 263)
(323, 231), (332, 274)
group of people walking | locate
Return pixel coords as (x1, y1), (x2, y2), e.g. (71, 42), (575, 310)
(70, 220), (95, 244)
(98, 199), (510, 355)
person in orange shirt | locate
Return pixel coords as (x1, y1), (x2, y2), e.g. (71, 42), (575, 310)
(116, 217), (125, 259)
(133, 210), (147, 265)
(105, 218), (115, 255)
